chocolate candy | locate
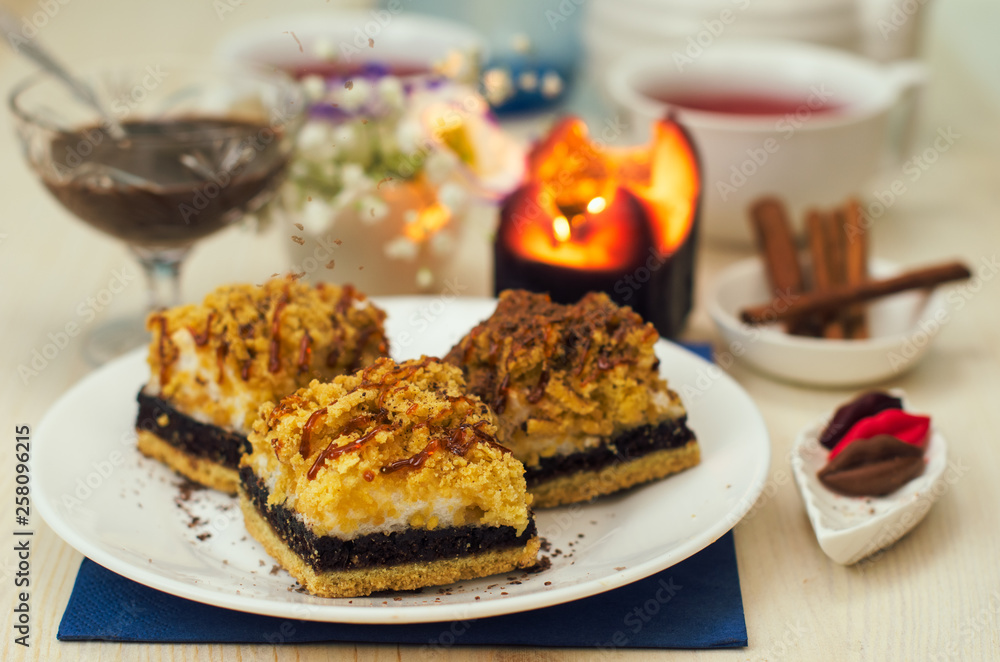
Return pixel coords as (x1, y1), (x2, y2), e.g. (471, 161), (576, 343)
(828, 409), (931, 460)
(817, 434), (925, 497)
(819, 391), (903, 449)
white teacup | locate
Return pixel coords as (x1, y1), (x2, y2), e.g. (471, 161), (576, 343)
(214, 10), (487, 84)
(606, 40), (924, 245)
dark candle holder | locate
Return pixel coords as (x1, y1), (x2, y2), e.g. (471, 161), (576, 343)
(493, 117), (701, 338)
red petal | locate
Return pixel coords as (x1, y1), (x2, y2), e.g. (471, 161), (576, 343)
(828, 409), (930, 460)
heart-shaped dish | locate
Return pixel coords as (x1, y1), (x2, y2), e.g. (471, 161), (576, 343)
(790, 392), (948, 565)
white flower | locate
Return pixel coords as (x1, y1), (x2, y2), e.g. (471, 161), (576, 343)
(297, 121), (336, 161)
(320, 160), (338, 182)
(395, 118), (424, 155)
(291, 160), (310, 178)
(340, 163), (367, 190)
(334, 123), (356, 149)
(301, 75), (327, 103)
(281, 75), (527, 243)
(336, 77), (372, 112)
(301, 197), (334, 234)
(384, 236), (419, 261)
(376, 76), (405, 112)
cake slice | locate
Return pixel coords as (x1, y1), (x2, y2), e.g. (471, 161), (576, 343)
(136, 276), (388, 493)
(444, 290), (699, 508)
(239, 356), (538, 597)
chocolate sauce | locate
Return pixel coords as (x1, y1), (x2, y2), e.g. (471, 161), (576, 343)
(43, 117), (288, 248)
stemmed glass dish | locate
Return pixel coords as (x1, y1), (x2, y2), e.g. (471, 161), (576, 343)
(10, 59), (305, 362)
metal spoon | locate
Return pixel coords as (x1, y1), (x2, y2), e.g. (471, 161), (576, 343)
(0, 7), (127, 139)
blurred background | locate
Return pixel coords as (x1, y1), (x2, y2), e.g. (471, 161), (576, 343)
(1, 0), (997, 373)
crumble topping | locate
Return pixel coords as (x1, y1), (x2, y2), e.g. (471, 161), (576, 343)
(243, 357), (532, 538)
(444, 290), (687, 467)
(145, 276), (388, 430)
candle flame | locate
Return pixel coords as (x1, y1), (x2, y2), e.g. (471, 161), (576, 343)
(522, 117), (701, 257)
(552, 215), (571, 243)
(587, 196), (607, 214)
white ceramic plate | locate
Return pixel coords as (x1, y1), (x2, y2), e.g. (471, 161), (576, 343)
(790, 391), (947, 565)
(34, 297), (770, 624)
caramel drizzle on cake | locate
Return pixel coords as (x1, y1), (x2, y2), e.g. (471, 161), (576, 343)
(308, 423), (396, 480)
(288, 358), (510, 481)
(147, 277), (387, 391)
(299, 407), (329, 456)
(268, 293), (289, 373)
(297, 331), (312, 373)
(335, 284), (357, 315)
(448, 291), (650, 413)
(526, 369), (550, 404)
(189, 312), (214, 346)
(381, 421), (508, 475)
(303, 417), (507, 480)
(216, 342), (228, 383)
(154, 315), (173, 386)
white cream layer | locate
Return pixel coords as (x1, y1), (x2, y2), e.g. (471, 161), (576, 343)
(147, 328), (255, 433)
(247, 453), (485, 541)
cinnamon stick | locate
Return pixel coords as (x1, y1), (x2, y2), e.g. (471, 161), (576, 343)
(841, 200), (869, 338)
(749, 197), (812, 335)
(806, 209), (845, 339)
(740, 261), (971, 325)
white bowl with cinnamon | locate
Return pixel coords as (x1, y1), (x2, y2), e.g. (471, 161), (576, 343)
(707, 198), (970, 387)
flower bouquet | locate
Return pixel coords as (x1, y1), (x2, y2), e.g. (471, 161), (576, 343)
(278, 66), (525, 293)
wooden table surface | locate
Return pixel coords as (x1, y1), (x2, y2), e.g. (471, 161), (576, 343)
(2, 1), (999, 660)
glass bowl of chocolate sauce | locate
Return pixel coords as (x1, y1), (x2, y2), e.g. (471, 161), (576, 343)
(9, 60), (305, 362)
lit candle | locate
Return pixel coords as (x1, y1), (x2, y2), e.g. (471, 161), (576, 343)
(494, 116), (701, 337)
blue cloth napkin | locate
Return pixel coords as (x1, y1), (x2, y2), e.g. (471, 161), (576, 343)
(58, 343), (747, 648)
(58, 532), (744, 648)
